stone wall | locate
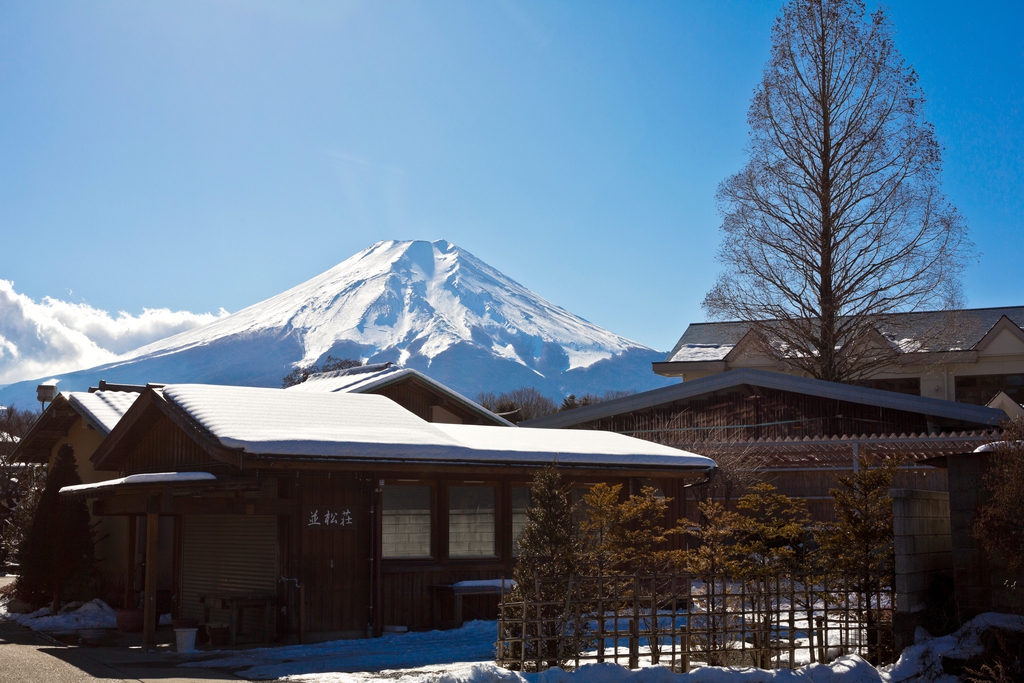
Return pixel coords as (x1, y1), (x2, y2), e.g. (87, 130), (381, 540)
(891, 488), (953, 614)
(891, 488), (954, 651)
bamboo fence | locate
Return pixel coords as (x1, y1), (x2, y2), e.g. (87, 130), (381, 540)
(496, 572), (894, 672)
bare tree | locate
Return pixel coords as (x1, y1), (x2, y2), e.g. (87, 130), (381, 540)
(693, 445), (770, 507)
(973, 419), (1024, 572)
(703, 0), (971, 383)
(476, 387), (556, 423)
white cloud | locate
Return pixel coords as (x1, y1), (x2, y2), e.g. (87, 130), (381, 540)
(0, 280), (227, 385)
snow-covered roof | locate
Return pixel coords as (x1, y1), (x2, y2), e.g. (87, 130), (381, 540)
(9, 388), (143, 464)
(66, 390), (141, 434)
(61, 471), (216, 496)
(973, 440), (1024, 453)
(163, 384), (463, 457)
(433, 423), (713, 468)
(665, 306), (1024, 364)
(286, 363), (514, 426)
(159, 384), (714, 471)
(285, 364), (399, 393)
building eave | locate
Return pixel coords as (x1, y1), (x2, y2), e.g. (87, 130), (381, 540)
(523, 367), (1007, 429)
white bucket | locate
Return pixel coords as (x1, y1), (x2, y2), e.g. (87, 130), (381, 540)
(174, 627), (198, 652)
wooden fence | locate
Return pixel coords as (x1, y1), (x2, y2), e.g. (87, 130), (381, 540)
(496, 572), (894, 672)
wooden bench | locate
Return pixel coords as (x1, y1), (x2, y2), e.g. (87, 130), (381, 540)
(199, 594), (276, 645)
(431, 580), (514, 629)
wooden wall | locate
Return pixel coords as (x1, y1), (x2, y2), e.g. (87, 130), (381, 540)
(381, 566), (508, 629)
(584, 387), (980, 445)
(280, 470), (703, 635)
(283, 472), (373, 637)
(121, 414), (224, 474)
(374, 377), (499, 425)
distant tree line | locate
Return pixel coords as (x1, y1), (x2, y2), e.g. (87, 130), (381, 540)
(282, 356), (363, 388)
(476, 387), (635, 423)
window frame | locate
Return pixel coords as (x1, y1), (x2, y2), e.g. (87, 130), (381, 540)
(381, 481), (435, 560)
(447, 481), (500, 560)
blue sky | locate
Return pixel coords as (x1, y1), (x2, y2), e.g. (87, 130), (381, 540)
(0, 0), (1021, 359)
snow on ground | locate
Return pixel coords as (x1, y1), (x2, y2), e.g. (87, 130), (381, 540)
(278, 657), (884, 683)
(179, 620), (883, 683)
(881, 612), (1024, 683)
(2, 599), (118, 631)
(180, 620), (500, 680)
(0, 598), (171, 632)
(178, 613), (1024, 683)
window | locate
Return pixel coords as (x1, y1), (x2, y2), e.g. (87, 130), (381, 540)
(449, 486), (496, 557)
(512, 487), (531, 557)
(955, 373), (1024, 406)
(382, 485), (432, 558)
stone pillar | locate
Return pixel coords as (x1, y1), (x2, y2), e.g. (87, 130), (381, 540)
(890, 488), (953, 651)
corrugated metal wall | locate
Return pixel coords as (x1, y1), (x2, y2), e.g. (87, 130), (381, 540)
(180, 515), (278, 639)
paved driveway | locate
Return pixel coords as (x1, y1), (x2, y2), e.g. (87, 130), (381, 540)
(0, 621), (246, 683)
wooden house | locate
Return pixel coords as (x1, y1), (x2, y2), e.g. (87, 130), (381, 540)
(522, 368), (1007, 521)
(12, 385), (144, 598)
(59, 383), (714, 647)
(286, 362), (514, 426)
(12, 366), (509, 610)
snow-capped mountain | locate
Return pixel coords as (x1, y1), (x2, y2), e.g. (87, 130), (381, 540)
(0, 240), (671, 405)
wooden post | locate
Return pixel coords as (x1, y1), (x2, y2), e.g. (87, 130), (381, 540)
(596, 576), (605, 663)
(142, 508), (159, 649)
(124, 515), (136, 610)
(816, 616), (826, 664)
(299, 583), (305, 645)
(373, 478), (383, 638)
(626, 577), (634, 667)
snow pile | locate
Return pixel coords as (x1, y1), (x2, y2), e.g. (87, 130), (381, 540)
(1, 598), (174, 632)
(451, 580), (515, 590)
(2, 599), (118, 631)
(881, 612), (1024, 683)
(278, 657), (883, 683)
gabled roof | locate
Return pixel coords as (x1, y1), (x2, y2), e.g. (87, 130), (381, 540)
(974, 315), (1024, 353)
(67, 392), (140, 434)
(987, 391), (1024, 420)
(99, 384), (715, 473)
(11, 390), (141, 463)
(663, 306), (1024, 365)
(520, 367), (1007, 430)
(286, 363), (514, 427)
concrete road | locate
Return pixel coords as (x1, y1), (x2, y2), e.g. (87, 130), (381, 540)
(0, 622), (246, 683)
